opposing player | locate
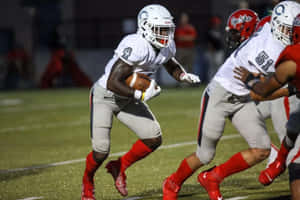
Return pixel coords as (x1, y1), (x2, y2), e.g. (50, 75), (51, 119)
(249, 13), (299, 168)
(225, 9), (259, 52)
(234, 12), (300, 200)
(80, 4), (200, 200)
(162, 1), (300, 200)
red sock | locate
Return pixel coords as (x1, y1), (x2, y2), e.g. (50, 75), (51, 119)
(277, 141), (290, 163)
(171, 159), (193, 186)
(83, 151), (101, 180)
(120, 140), (152, 172)
(216, 152), (250, 180)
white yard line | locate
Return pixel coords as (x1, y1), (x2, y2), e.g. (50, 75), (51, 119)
(16, 197), (43, 200)
(1, 134), (240, 174)
(227, 196), (248, 200)
(0, 119), (88, 133)
(122, 197), (143, 200)
(0, 102), (86, 113)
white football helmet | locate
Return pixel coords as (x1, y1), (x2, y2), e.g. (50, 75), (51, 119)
(270, 1), (300, 46)
(137, 4), (175, 49)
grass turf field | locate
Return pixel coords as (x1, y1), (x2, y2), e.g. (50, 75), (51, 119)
(0, 87), (290, 200)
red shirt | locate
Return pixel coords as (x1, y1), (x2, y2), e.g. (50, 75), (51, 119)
(275, 44), (300, 91)
(174, 24), (197, 48)
(7, 49), (30, 63)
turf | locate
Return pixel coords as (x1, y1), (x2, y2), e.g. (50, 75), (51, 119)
(0, 87), (290, 200)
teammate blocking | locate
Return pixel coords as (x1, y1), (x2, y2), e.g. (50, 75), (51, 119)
(234, 12), (300, 200)
(163, 1), (300, 200)
(80, 4), (200, 200)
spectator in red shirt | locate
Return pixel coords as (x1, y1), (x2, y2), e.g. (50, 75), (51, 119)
(4, 43), (34, 89)
(40, 28), (92, 89)
(174, 12), (197, 73)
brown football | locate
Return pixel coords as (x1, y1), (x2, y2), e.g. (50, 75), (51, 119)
(125, 72), (151, 92)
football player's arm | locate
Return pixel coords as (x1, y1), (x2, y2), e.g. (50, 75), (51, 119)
(164, 58), (183, 81)
(250, 88), (289, 101)
(164, 57), (201, 84)
(107, 59), (136, 97)
(234, 60), (297, 97)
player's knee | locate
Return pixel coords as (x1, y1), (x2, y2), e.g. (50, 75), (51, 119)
(250, 148), (270, 162)
(196, 145), (215, 165)
(142, 135), (162, 151)
(92, 139), (110, 155)
(196, 150), (215, 164)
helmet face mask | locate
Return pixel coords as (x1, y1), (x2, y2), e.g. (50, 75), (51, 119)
(225, 29), (242, 50)
(271, 1), (300, 46)
(137, 4), (175, 49)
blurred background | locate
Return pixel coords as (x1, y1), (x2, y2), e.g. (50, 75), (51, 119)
(0, 0), (290, 90)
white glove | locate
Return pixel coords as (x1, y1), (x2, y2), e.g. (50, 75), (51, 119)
(180, 73), (201, 84)
(134, 80), (161, 102)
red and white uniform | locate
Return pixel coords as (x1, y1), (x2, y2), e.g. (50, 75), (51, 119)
(275, 45), (300, 91)
(275, 44), (300, 165)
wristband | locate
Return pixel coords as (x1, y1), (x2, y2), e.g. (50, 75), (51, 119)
(288, 84), (297, 96)
(134, 90), (142, 100)
(179, 72), (185, 81)
(141, 92), (145, 101)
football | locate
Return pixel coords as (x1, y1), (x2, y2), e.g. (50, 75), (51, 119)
(125, 72), (151, 92)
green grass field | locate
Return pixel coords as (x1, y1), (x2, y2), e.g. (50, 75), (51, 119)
(0, 87), (290, 200)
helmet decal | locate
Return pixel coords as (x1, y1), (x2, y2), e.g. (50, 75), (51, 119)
(274, 4), (285, 16)
(138, 11), (148, 21)
(231, 15), (253, 28)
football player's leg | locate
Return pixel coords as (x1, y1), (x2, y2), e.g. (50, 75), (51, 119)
(116, 101), (161, 172)
(207, 102), (270, 188)
(82, 89), (114, 200)
(105, 101), (161, 196)
(260, 108), (300, 185)
(163, 89), (225, 197)
(233, 102), (271, 165)
(289, 151), (300, 200)
(189, 85), (229, 200)
(196, 107), (227, 200)
(265, 97), (288, 167)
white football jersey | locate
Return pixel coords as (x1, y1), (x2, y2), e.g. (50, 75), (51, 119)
(96, 33), (176, 89)
(213, 23), (285, 96)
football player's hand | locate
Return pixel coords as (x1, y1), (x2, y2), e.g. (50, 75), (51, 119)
(180, 73), (201, 84)
(234, 66), (260, 89)
(142, 80), (161, 102)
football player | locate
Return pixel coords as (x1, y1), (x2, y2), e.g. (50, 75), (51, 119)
(225, 9), (259, 52)
(162, 1), (300, 200)
(227, 10), (299, 169)
(81, 4), (200, 200)
(234, 13), (300, 200)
